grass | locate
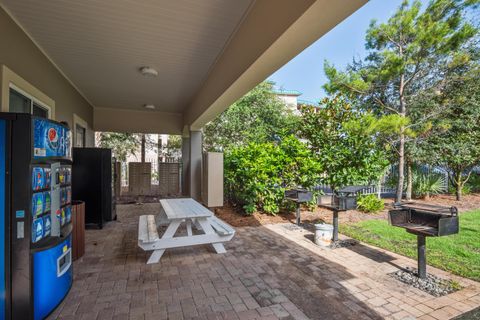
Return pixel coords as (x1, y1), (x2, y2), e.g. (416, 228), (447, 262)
(340, 210), (480, 281)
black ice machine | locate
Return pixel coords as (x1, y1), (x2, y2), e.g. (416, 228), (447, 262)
(72, 147), (116, 228)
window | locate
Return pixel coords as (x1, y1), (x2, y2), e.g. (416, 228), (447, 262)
(9, 87), (50, 119)
(75, 124), (86, 147)
(33, 102), (49, 118)
(9, 89), (30, 113)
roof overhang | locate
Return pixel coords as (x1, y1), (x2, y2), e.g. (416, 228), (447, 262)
(0, 0), (367, 134)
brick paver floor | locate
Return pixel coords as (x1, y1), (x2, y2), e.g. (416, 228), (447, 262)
(48, 203), (480, 320)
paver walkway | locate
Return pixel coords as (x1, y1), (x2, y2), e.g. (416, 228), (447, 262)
(48, 203), (480, 320)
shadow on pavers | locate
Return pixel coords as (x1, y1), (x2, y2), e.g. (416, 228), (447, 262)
(454, 307), (480, 320)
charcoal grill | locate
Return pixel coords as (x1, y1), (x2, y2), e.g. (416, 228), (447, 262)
(333, 185), (371, 210)
(389, 202), (459, 279)
(317, 203), (347, 242)
(285, 189), (313, 225)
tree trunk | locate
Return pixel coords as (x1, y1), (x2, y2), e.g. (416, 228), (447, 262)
(453, 168), (473, 201)
(377, 176), (382, 199)
(406, 161), (413, 200)
(141, 134), (146, 163)
(396, 72), (407, 204)
(456, 182), (462, 201)
(396, 131), (405, 203)
(453, 170), (465, 202)
(157, 135), (162, 163)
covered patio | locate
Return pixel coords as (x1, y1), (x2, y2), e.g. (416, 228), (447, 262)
(0, 0), (368, 201)
(1, 1), (480, 319)
(49, 203), (480, 320)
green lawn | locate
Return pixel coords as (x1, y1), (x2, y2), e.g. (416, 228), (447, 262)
(340, 210), (480, 281)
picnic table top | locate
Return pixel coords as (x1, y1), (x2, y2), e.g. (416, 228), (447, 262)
(160, 198), (213, 220)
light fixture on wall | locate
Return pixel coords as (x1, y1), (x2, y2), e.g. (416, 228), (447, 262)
(139, 66), (158, 77)
(144, 104), (156, 110)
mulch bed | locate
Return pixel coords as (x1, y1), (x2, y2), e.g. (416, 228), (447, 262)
(114, 193), (480, 227)
(215, 193), (480, 228)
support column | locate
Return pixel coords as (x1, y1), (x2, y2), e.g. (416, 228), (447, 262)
(332, 210), (339, 242)
(189, 130), (203, 201)
(181, 136), (190, 196)
(417, 235), (427, 279)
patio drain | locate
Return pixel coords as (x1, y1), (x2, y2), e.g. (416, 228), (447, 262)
(390, 267), (461, 297)
(453, 306), (480, 320)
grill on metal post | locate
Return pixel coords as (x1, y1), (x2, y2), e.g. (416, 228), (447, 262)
(284, 189), (313, 225)
(388, 202), (459, 279)
(333, 185), (371, 210)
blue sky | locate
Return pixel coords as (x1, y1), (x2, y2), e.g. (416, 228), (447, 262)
(268, 0), (429, 103)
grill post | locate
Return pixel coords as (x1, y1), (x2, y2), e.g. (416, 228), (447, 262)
(417, 235), (427, 279)
(295, 203), (301, 225)
(333, 210), (339, 242)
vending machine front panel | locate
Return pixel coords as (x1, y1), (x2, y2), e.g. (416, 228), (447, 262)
(33, 119), (70, 160)
(0, 113), (73, 320)
(32, 236), (72, 320)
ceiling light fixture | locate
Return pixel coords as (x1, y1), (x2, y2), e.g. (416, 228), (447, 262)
(144, 104), (156, 110)
(139, 66), (158, 77)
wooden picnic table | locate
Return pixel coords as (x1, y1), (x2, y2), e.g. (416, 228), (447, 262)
(138, 198), (235, 264)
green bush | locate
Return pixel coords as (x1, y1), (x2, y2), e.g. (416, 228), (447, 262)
(466, 173), (480, 192)
(224, 135), (321, 215)
(446, 173), (480, 197)
(448, 184), (471, 196)
(356, 194), (384, 213)
(385, 166), (447, 198)
(412, 170), (445, 198)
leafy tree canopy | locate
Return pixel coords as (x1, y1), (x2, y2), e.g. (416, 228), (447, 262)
(421, 59), (480, 200)
(203, 81), (299, 151)
(299, 95), (389, 191)
(97, 132), (139, 162)
(322, 0), (478, 201)
(164, 135), (182, 158)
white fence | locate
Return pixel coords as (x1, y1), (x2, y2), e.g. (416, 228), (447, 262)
(315, 184), (396, 196)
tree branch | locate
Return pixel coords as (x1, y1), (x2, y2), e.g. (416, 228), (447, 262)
(405, 109), (445, 129)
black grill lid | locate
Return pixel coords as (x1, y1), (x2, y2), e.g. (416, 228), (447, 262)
(393, 202), (457, 216)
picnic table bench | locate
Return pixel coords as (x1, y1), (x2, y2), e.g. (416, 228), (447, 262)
(138, 198), (235, 264)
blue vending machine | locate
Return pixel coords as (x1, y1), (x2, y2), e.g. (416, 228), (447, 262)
(0, 113), (73, 320)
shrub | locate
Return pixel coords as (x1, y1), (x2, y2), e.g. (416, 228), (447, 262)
(466, 173), (480, 192)
(224, 135), (321, 215)
(356, 194), (384, 213)
(448, 184), (471, 196)
(412, 170), (446, 198)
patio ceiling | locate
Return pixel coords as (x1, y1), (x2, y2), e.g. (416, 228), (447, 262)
(0, 0), (367, 134)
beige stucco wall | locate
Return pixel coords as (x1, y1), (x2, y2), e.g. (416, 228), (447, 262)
(277, 95), (298, 109)
(94, 107), (183, 135)
(0, 6), (94, 145)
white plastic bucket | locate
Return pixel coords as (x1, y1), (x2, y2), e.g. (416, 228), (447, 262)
(314, 223), (334, 247)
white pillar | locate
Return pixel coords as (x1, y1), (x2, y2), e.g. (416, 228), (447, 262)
(189, 130), (202, 201)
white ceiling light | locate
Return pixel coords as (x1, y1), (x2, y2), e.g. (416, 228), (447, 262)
(144, 104), (156, 110)
(139, 66), (158, 77)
